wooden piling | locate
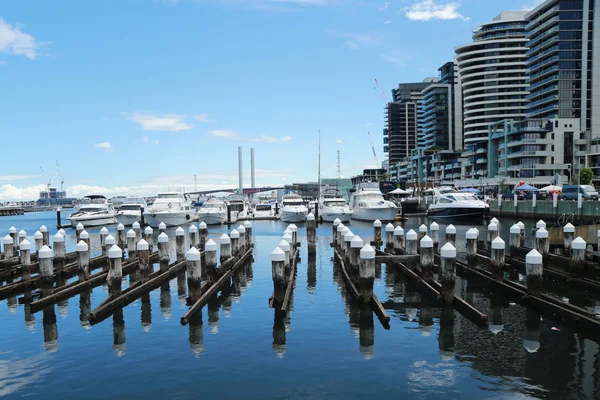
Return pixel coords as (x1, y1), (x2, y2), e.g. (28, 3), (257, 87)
(419, 224), (428, 240)
(204, 239), (218, 284)
(198, 221), (208, 252)
(393, 226), (405, 255)
(38, 245), (54, 287)
(439, 243), (456, 303)
(127, 229), (137, 261)
(288, 224), (298, 246)
(237, 224), (246, 253)
(359, 244), (375, 302)
(18, 230), (26, 248)
(373, 219), (382, 247)
(40, 225), (49, 247)
(243, 220), (252, 248)
(34, 231), (43, 254)
(535, 227), (549, 263)
(525, 249), (543, 297)
(100, 227), (108, 255)
(137, 239), (150, 280)
(20, 239), (32, 282)
(230, 229), (240, 259)
(53, 233), (66, 273)
(104, 234), (116, 261)
(220, 234), (231, 263)
(107, 245), (123, 295)
(144, 226), (153, 247)
(157, 232), (170, 273)
(419, 235), (434, 283)
(517, 221), (525, 247)
(487, 221), (498, 247)
(405, 229), (418, 256)
(117, 223), (126, 250)
(3, 235), (13, 259)
(570, 237), (587, 274)
(307, 213), (316, 244)
(430, 222), (439, 251)
(76, 240), (90, 280)
(343, 231), (355, 263)
(175, 227), (185, 263)
(385, 223), (394, 250)
(336, 224), (346, 248)
(272, 247), (286, 307)
(278, 240), (290, 267)
(186, 247), (202, 303)
(466, 228), (478, 263)
(159, 222), (166, 236)
(132, 221), (141, 244)
(8, 227), (17, 253)
(509, 224), (520, 252)
(445, 224), (456, 247)
(350, 236), (363, 268)
(80, 230), (90, 249)
(491, 237), (505, 280)
(563, 223), (575, 256)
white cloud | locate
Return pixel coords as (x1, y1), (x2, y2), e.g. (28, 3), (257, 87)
(0, 19), (42, 60)
(384, 20), (392, 25)
(329, 30), (380, 50)
(366, 123), (373, 127)
(152, 140), (159, 145)
(208, 130), (291, 143)
(122, 112), (193, 131)
(336, 138), (344, 145)
(378, 2), (389, 12)
(208, 129), (240, 139)
(261, 135), (292, 143)
(143, 136), (149, 142)
(0, 184), (47, 202)
(280, 136), (292, 142)
(195, 113), (216, 123)
(0, 175), (38, 181)
(380, 50), (412, 66)
(401, 0), (470, 22)
(94, 142), (112, 151)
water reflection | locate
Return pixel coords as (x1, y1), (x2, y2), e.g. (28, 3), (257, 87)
(272, 309), (286, 358)
(112, 309), (126, 356)
(79, 290), (91, 329)
(42, 306), (58, 352)
(438, 306), (454, 360)
(307, 248), (316, 292)
(160, 284), (172, 321)
(141, 293), (151, 332)
(188, 312), (204, 356)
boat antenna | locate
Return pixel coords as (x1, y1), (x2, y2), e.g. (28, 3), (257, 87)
(318, 130), (321, 201)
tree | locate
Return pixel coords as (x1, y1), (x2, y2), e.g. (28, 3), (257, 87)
(579, 168), (593, 185)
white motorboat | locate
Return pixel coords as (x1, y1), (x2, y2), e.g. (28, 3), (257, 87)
(280, 194), (309, 223)
(115, 197), (148, 226)
(318, 189), (352, 223)
(142, 192), (197, 227)
(350, 183), (399, 222)
(197, 197), (227, 225)
(427, 190), (489, 219)
(71, 194), (110, 213)
(250, 202), (275, 219)
(226, 194), (249, 223)
(67, 197), (117, 227)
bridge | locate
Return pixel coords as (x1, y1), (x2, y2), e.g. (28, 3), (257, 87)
(185, 187), (285, 196)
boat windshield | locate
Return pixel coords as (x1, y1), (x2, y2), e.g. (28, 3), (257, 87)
(324, 201), (346, 207)
(202, 203), (222, 209)
(78, 207), (104, 213)
(356, 193), (383, 202)
(446, 194), (478, 202)
(283, 200), (304, 206)
(157, 194), (181, 199)
(119, 205), (141, 211)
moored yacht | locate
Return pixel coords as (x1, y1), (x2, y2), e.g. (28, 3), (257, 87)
(350, 183), (399, 222)
(280, 194), (309, 223)
(318, 189), (352, 223)
(67, 196), (116, 227)
(427, 190), (489, 219)
(196, 197), (227, 225)
(115, 197), (148, 226)
(225, 194), (249, 223)
(142, 192), (197, 227)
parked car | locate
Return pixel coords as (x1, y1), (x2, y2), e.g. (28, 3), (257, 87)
(561, 185), (599, 201)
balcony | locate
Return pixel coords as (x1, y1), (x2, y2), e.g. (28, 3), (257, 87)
(575, 138), (588, 145)
(476, 148), (486, 154)
(476, 158), (487, 164)
(461, 150), (476, 157)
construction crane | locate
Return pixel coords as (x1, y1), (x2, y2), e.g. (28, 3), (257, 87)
(368, 132), (379, 169)
(336, 150), (341, 179)
(374, 78), (389, 104)
(56, 160), (64, 192)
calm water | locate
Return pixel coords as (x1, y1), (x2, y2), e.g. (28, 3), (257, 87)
(1, 212), (600, 399)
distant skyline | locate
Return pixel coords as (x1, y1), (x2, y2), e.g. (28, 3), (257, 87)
(1, 0), (544, 200)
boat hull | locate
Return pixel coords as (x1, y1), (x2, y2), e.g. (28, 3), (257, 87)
(197, 211), (227, 225)
(351, 207), (398, 222)
(427, 206), (488, 219)
(115, 213), (141, 226)
(321, 208), (352, 223)
(143, 211), (197, 227)
(67, 215), (117, 227)
(280, 210), (308, 223)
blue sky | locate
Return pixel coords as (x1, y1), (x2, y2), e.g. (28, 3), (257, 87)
(0, 0), (542, 200)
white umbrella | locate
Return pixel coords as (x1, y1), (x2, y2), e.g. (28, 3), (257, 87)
(388, 188), (410, 195)
(540, 185), (562, 191)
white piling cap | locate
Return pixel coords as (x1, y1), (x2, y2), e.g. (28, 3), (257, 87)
(243, 221), (252, 228)
(272, 247), (285, 262)
(526, 249), (543, 264)
(19, 239), (31, 251)
(360, 244), (376, 259)
(446, 225), (456, 234)
(420, 235), (433, 248)
(284, 228), (293, 236)
(429, 222), (439, 231)
(189, 225), (198, 233)
(488, 221), (498, 231)
(158, 232), (169, 243)
(176, 227), (185, 236)
(440, 243), (456, 258)
(333, 218), (341, 226)
(159, 222), (167, 229)
(351, 236), (364, 248)
(38, 245), (53, 259)
(76, 240), (88, 252)
(510, 224), (520, 234)
(282, 233), (293, 244)
(344, 231), (355, 242)
(563, 223), (575, 233)
(572, 237), (586, 250)
(100, 227), (109, 235)
(307, 213), (315, 221)
(58, 228), (66, 237)
(105, 234), (115, 245)
(230, 229), (239, 239)
(536, 227), (548, 238)
(394, 226), (405, 236)
(127, 229), (136, 238)
(76, 223), (84, 230)
(473, 228), (480, 236)
(34, 231), (43, 239)
(145, 226), (153, 234)
(220, 234), (231, 244)
(53, 232), (64, 243)
(117, 223), (124, 231)
(337, 223), (346, 232)
(186, 247), (201, 261)
(278, 240), (290, 252)
(373, 219), (382, 227)
(385, 223), (395, 232)
(80, 230), (89, 239)
(466, 228), (478, 240)
(419, 224), (428, 233)
(108, 245), (122, 259)
(290, 224), (298, 232)
(137, 239), (149, 251)
(492, 237), (505, 249)
(9, 226), (16, 233)
(205, 239), (217, 251)
(491, 217), (499, 225)
(18, 229), (26, 238)
(341, 226), (350, 236)
(199, 221), (207, 229)
(406, 229), (418, 240)
(536, 220), (546, 229)
(517, 221), (525, 229)
(237, 225), (246, 234)
(132, 221), (140, 229)
(40, 225), (48, 233)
